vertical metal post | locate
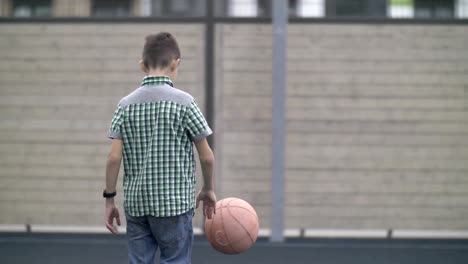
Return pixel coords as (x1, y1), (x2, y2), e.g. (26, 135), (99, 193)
(271, 0), (287, 243)
(325, 0), (337, 17)
(140, 0), (151, 16)
(205, 0), (215, 149)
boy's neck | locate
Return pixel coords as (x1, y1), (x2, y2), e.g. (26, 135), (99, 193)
(146, 68), (174, 80)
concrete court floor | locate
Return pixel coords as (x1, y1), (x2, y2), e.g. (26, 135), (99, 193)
(1, 233), (468, 264)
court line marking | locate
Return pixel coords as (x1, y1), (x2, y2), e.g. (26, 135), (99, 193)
(2, 225), (468, 240)
(31, 225), (109, 234)
(25, 225), (202, 236)
(251, 243), (468, 250)
(0, 238), (128, 245)
(258, 228), (301, 237)
(393, 230), (468, 239)
(305, 229), (387, 238)
(0, 225), (26, 232)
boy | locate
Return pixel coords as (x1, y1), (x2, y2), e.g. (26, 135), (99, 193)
(104, 32), (216, 264)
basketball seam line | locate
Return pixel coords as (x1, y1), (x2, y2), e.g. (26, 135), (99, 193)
(216, 205), (259, 217)
(223, 199), (239, 254)
(217, 205), (259, 223)
(225, 201), (256, 245)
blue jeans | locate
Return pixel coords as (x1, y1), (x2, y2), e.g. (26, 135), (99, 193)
(125, 210), (194, 264)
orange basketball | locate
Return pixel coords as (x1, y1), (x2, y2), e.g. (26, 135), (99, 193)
(205, 197), (259, 255)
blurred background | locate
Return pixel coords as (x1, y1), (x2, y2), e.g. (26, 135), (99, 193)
(0, 0), (468, 241)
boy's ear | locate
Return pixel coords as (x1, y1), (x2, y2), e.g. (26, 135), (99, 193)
(170, 58), (180, 72)
(139, 59), (148, 74)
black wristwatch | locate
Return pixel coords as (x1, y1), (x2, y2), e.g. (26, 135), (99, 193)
(103, 190), (117, 198)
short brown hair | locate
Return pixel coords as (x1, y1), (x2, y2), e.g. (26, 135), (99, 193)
(142, 32), (181, 70)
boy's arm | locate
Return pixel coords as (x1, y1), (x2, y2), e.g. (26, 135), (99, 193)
(106, 139), (123, 193)
(104, 139), (123, 234)
(194, 138), (217, 219)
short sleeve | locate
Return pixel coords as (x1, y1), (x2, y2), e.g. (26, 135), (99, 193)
(185, 100), (212, 142)
(107, 104), (125, 139)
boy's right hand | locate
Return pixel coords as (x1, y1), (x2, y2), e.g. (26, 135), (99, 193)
(105, 198), (121, 235)
(196, 188), (217, 220)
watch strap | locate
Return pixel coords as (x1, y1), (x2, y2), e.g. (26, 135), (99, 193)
(103, 190), (117, 198)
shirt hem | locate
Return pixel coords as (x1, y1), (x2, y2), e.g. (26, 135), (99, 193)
(124, 207), (195, 218)
(107, 131), (123, 139)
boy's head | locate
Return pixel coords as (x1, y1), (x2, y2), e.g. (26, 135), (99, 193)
(140, 32), (181, 79)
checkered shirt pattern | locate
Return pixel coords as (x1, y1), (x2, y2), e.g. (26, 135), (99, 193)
(108, 76), (211, 217)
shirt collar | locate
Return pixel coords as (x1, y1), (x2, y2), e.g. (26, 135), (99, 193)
(141, 76), (173, 87)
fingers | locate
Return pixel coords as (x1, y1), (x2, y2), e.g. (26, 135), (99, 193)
(206, 206), (213, 220)
(204, 199), (215, 219)
(210, 193), (217, 215)
(197, 191), (217, 219)
(105, 209), (119, 234)
(116, 211), (121, 226)
(106, 220), (118, 235)
(202, 201), (207, 217)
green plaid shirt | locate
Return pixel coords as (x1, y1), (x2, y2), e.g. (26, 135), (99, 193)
(108, 76), (212, 217)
